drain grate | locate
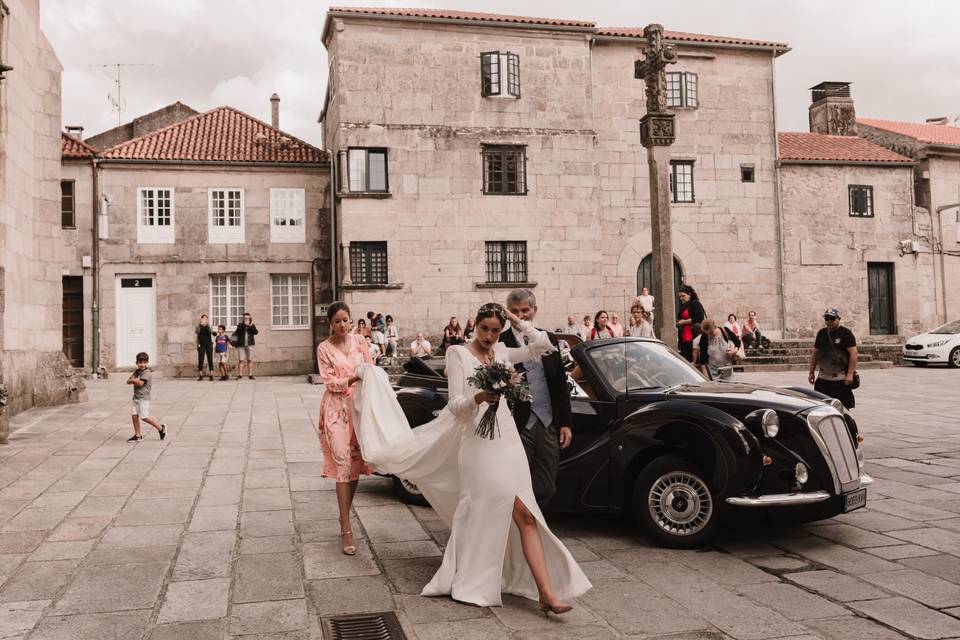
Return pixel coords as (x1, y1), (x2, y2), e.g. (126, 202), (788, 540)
(322, 611), (408, 640)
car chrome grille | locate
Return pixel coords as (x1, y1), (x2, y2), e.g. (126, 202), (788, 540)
(806, 406), (861, 494)
(904, 343), (923, 350)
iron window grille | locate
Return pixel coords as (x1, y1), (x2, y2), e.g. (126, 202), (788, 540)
(669, 161), (695, 203)
(485, 241), (528, 284)
(347, 148), (388, 193)
(849, 185), (874, 217)
(61, 180), (75, 228)
(482, 145), (527, 195)
(270, 274), (310, 327)
(350, 242), (388, 285)
(480, 51), (520, 98)
(210, 274), (246, 328)
(666, 72), (698, 109)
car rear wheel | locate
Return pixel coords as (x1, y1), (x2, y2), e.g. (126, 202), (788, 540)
(391, 476), (429, 506)
(632, 455), (719, 548)
(950, 347), (960, 369)
(911, 361), (928, 367)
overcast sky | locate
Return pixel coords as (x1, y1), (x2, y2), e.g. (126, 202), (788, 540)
(42, 0), (960, 147)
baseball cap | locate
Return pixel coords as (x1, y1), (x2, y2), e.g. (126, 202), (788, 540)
(823, 308), (841, 319)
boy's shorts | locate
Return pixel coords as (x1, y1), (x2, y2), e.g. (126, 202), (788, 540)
(239, 346), (253, 361)
(131, 399), (150, 419)
(216, 352), (229, 364)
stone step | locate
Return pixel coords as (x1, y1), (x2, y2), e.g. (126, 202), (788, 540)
(736, 360), (895, 373)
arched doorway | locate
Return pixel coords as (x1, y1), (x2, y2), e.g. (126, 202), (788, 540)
(637, 255), (684, 309)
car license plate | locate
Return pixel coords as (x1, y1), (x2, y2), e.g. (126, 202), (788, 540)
(842, 488), (867, 512)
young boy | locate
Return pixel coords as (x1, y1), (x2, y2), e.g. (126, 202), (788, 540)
(214, 324), (230, 380)
(126, 352), (166, 442)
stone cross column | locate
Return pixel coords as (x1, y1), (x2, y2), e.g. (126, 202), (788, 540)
(635, 24), (679, 349)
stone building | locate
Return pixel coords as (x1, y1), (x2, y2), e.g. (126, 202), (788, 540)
(82, 101), (198, 151)
(0, 0), (83, 441)
(61, 103), (332, 376)
(320, 7), (791, 337)
(856, 116), (960, 323)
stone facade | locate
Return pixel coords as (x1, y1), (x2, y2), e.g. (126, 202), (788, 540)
(779, 163), (937, 337)
(0, 0), (84, 441)
(321, 11), (786, 337)
(83, 102), (198, 151)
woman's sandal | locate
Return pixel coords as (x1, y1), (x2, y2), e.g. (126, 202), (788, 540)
(340, 530), (357, 556)
(539, 600), (573, 616)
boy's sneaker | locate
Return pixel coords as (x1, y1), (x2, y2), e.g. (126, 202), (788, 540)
(197, 374), (203, 381)
(159, 424), (166, 440)
(208, 375), (214, 381)
(249, 375), (255, 380)
(127, 434), (143, 443)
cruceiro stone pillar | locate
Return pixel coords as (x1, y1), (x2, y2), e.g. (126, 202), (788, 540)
(635, 24), (679, 348)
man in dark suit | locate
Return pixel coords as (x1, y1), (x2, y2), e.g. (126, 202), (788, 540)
(501, 289), (573, 507)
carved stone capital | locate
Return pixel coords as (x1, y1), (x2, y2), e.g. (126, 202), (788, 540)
(639, 112), (676, 147)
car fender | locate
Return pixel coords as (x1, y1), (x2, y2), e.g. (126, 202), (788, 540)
(611, 400), (763, 503)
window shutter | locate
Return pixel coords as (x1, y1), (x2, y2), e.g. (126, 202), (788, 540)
(480, 51), (500, 96)
(507, 52), (520, 98)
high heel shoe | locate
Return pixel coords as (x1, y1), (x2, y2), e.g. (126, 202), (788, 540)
(539, 600), (573, 616)
(340, 530), (357, 556)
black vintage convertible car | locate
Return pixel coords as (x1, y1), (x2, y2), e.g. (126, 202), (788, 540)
(392, 337), (871, 548)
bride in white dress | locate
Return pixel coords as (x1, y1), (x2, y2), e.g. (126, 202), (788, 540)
(353, 303), (591, 612)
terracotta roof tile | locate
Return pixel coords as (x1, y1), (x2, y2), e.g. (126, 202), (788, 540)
(61, 133), (97, 159)
(327, 6), (595, 28)
(857, 117), (960, 147)
(597, 27), (789, 49)
(100, 107), (327, 164)
(778, 132), (912, 164)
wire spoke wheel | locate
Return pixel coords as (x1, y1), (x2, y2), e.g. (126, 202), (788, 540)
(648, 471), (713, 536)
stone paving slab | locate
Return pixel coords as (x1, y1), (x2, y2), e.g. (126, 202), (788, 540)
(0, 369), (959, 639)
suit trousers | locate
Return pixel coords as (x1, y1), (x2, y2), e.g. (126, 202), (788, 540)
(518, 417), (559, 508)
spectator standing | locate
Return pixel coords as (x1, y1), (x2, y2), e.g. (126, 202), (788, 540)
(742, 310), (764, 351)
(578, 315), (593, 341)
(808, 308), (858, 409)
(636, 287), (655, 319)
(609, 313), (625, 337)
(693, 319), (741, 380)
(195, 314), (214, 381)
(676, 285), (706, 363)
(214, 325), (230, 380)
(409, 332), (433, 358)
(590, 310), (615, 340)
(463, 317), (476, 342)
(628, 304), (655, 338)
(126, 352), (166, 442)
(563, 315), (579, 336)
(234, 312), (258, 380)
(441, 316), (464, 352)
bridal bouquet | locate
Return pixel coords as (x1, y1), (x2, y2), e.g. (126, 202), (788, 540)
(468, 361), (532, 439)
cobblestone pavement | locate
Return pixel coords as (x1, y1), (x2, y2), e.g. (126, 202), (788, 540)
(0, 367), (959, 639)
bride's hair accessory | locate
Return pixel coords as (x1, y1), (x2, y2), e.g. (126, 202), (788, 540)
(475, 302), (508, 327)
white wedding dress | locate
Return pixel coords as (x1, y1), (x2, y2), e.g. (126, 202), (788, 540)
(353, 321), (592, 607)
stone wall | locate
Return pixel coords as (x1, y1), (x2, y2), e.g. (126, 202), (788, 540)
(89, 164), (330, 375)
(779, 163), (937, 337)
(61, 160), (95, 369)
(84, 102), (198, 151)
(0, 0), (84, 442)
(324, 18), (783, 336)
(926, 156), (960, 322)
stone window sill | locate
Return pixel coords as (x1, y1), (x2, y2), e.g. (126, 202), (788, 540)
(474, 281), (538, 290)
(337, 191), (392, 199)
(340, 282), (404, 291)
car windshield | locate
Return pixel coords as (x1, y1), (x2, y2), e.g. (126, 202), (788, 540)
(931, 320), (960, 334)
(586, 340), (704, 394)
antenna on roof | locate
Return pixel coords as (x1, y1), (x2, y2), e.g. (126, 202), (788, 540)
(88, 63), (155, 126)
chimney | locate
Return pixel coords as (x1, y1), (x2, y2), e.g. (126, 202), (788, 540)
(808, 81), (856, 136)
(925, 116), (949, 125)
(65, 125), (84, 138)
(270, 93), (280, 128)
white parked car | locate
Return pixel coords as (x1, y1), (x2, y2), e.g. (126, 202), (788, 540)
(903, 320), (960, 368)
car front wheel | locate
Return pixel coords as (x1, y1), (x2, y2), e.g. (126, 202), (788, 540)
(632, 455), (719, 548)
(950, 347), (960, 369)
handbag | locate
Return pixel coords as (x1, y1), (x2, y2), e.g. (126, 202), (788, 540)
(228, 332), (240, 348)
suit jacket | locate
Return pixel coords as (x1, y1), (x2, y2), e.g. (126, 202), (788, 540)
(499, 328), (572, 429)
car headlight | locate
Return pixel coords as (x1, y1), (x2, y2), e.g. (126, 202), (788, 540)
(927, 339), (949, 348)
(745, 409), (779, 438)
(795, 463), (809, 485)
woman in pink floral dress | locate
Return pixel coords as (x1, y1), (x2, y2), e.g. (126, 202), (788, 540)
(316, 302), (374, 555)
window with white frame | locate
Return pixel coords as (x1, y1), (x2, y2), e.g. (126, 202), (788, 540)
(270, 188), (306, 243)
(347, 148), (388, 193)
(271, 274), (310, 328)
(137, 187), (175, 243)
(480, 51), (520, 98)
(209, 274), (246, 329)
(666, 72), (698, 109)
(208, 188), (244, 243)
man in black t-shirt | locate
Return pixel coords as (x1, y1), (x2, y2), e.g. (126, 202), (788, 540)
(808, 308), (858, 408)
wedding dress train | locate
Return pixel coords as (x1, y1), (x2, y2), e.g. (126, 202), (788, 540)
(353, 322), (592, 607)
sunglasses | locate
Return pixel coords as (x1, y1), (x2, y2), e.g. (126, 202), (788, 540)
(823, 316), (838, 321)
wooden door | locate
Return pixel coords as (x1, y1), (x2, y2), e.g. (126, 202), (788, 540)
(867, 263), (895, 335)
(62, 276), (84, 367)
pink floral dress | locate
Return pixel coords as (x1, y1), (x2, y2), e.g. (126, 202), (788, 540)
(316, 334), (374, 482)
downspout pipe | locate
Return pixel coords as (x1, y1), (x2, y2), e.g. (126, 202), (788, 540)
(770, 51), (788, 339)
(90, 156), (101, 377)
